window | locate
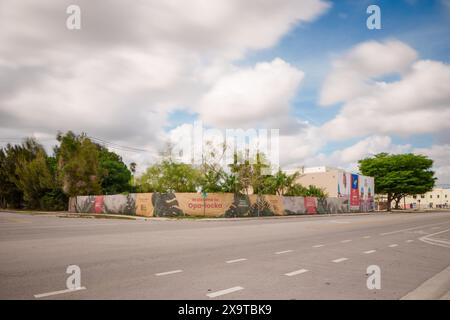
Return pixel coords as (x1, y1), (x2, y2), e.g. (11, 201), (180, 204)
(413, 195), (417, 199)
(430, 195), (433, 198)
(437, 195), (440, 198)
(421, 195), (425, 198)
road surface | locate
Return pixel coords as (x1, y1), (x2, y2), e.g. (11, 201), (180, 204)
(1, 211), (450, 299)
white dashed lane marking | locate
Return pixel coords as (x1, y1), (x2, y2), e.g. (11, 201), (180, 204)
(406, 240), (414, 243)
(363, 236), (371, 239)
(332, 258), (348, 263)
(363, 250), (376, 254)
(226, 258), (247, 264)
(341, 239), (352, 243)
(312, 244), (324, 248)
(155, 270), (183, 276)
(284, 269), (309, 277)
(275, 250), (293, 255)
(34, 287), (86, 298)
(207, 286), (244, 298)
(388, 244), (398, 248)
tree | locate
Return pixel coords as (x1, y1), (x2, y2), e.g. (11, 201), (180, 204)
(0, 138), (44, 208)
(138, 160), (201, 193)
(14, 149), (54, 209)
(198, 140), (228, 193)
(56, 131), (102, 197)
(263, 170), (298, 195)
(98, 147), (132, 194)
(228, 151), (252, 195)
(359, 153), (435, 211)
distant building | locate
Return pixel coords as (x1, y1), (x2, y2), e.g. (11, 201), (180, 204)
(402, 187), (450, 209)
(285, 166), (375, 211)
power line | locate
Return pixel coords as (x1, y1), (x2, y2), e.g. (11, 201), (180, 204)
(1, 136), (152, 154)
(87, 136), (151, 153)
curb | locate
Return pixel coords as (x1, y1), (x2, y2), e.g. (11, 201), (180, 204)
(2, 209), (449, 222)
(401, 266), (450, 300)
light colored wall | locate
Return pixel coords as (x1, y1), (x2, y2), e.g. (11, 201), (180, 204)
(295, 170), (339, 197)
(403, 188), (450, 208)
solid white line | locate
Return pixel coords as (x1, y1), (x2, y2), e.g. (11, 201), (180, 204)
(312, 244), (324, 248)
(155, 269), (183, 276)
(285, 269), (309, 276)
(207, 286), (244, 298)
(363, 250), (376, 254)
(275, 250), (293, 255)
(388, 244), (398, 248)
(380, 221), (450, 236)
(332, 257), (348, 263)
(363, 236), (371, 239)
(34, 287), (86, 298)
(226, 258), (247, 264)
(341, 239), (352, 243)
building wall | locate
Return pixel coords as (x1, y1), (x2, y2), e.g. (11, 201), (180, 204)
(296, 170), (340, 197)
(402, 188), (450, 209)
(293, 169), (374, 212)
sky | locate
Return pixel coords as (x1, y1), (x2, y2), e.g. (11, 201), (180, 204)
(0, 0), (449, 184)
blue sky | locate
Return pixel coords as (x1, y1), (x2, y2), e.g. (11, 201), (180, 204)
(168, 0), (450, 155)
(171, 0), (450, 122)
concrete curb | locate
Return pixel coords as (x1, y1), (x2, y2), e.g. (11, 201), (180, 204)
(2, 209), (449, 222)
(401, 266), (450, 300)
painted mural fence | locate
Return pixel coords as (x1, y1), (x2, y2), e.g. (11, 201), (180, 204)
(69, 193), (374, 217)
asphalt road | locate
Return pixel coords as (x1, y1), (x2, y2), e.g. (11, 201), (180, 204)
(1, 211), (450, 299)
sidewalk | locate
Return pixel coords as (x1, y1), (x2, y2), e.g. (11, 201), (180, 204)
(401, 266), (450, 300)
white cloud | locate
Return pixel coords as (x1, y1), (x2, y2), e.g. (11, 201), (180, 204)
(291, 135), (410, 172)
(0, 0), (330, 168)
(319, 40), (450, 141)
(414, 144), (450, 185)
(197, 58), (304, 128)
(319, 40), (418, 106)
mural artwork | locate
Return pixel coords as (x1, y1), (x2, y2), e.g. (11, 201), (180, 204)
(71, 192), (374, 217)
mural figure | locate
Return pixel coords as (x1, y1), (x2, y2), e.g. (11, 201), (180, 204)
(75, 195), (95, 213)
(223, 193), (250, 217)
(249, 196), (275, 217)
(152, 192), (183, 217)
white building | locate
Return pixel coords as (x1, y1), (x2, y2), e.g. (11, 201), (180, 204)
(402, 187), (450, 209)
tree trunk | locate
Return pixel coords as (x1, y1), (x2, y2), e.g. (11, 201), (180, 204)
(394, 198), (401, 209)
(387, 193), (392, 211)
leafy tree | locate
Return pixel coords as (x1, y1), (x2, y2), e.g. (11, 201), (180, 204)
(56, 131), (102, 197)
(359, 153), (435, 211)
(138, 160), (201, 193)
(98, 147), (132, 194)
(219, 172), (238, 193)
(250, 152), (271, 195)
(263, 170), (297, 195)
(0, 138), (44, 208)
(15, 149), (54, 209)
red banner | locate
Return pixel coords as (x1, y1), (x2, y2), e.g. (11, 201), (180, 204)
(304, 197), (317, 214)
(350, 174), (360, 207)
(94, 195), (104, 213)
